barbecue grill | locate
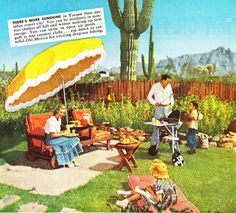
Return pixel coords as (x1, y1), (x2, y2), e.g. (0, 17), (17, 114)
(145, 110), (183, 154)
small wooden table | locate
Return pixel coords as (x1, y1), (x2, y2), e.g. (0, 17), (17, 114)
(115, 142), (142, 173)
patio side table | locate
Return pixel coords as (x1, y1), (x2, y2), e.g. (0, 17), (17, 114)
(115, 142), (142, 173)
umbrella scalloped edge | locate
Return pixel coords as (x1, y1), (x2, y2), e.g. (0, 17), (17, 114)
(5, 46), (105, 112)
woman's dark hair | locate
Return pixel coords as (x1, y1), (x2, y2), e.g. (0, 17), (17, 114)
(53, 108), (60, 115)
(161, 74), (171, 81)
(190, 101), (198, 109)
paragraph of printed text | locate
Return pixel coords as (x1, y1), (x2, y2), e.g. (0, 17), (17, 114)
(8, 8), (106, 47)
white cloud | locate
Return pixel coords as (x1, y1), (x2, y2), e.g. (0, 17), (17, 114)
(225, 16), (236, 23)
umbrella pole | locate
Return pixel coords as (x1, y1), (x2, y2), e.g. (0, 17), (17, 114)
(60, 74), (69, 125)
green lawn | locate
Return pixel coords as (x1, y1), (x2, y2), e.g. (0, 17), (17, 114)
(0, 133), (236, 212)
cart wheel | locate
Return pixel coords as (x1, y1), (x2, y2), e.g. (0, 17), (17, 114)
(50, 155), (58, 169)
(26, 151), (38, 161)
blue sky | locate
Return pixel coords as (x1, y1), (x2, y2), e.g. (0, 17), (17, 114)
(0, 0), (236, 70)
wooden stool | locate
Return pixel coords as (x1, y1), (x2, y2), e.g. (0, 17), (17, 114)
(115, 142), (142, 173)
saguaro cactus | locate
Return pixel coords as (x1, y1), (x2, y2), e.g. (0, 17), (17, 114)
(15, 62), (19, 76)
(108, 0), (155, 80)
(141, 25), (155, 80)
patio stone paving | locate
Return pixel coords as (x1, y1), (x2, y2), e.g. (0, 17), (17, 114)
(0, 195), (21, 210)
(60, 207), (80, 212)
(0, 141), (120, 196)
(18, 202), (47, 212)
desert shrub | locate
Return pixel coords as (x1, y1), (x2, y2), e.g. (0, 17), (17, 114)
(175, 95), (236, 136)
(68, 95), (236, 135)
(81, 98), (153, 131)
(0, 94), (235, 137)
(0, 97), (61, 136)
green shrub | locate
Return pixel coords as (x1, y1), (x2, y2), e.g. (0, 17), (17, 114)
(175, 95), (236, 136)
(0, 97), (60, 135)
(0, 94), (235, 137)
(71, 98), (153, 132)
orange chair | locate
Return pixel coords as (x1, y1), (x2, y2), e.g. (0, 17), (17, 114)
(24, 112), (57, 168)
(71, 108), (112, 150)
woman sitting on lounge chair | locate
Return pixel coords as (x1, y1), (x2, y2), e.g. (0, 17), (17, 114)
(44, 105), (83, 168)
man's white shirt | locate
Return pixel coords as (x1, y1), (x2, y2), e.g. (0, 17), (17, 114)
(147, 82), (174, 106)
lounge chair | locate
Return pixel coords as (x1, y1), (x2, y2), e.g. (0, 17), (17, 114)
(24, 112), (92, 168)
(24, 112), (58, 168)
(71, 108), (112, 150)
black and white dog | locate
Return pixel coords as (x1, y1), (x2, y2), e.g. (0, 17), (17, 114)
(172, 150), (185, 166)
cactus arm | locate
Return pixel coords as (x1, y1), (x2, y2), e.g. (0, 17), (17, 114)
(142, 54), (148, 78)
(148, 26), (155, 79)
(134, 0), (139, 27)
(148, 44), (154, 79)
(141, 25), (155, 80)
(149, 25), (153, 44)
(123, 0), (135, 32)
(148, 25), (153, 71)
(150, 57), (155, 79)
(136, 0), (155, 33)
(108, 0), (123, 29)
(15, 62), (19, 75)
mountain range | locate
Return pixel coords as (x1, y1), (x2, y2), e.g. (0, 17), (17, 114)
(98, 47), (236, 76)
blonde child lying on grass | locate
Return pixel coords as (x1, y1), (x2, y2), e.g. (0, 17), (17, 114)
(116, 159), (177, 212)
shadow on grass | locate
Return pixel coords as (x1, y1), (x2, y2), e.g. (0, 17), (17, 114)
(106, 199), (117, 212)
(89, 162), (117, 171)
(0, 132), (25, 152)
(106, 182), (129, 211)
(135, 143), (176, 166)
(0, 150), (52, 169)
(0, 150), (25, 165)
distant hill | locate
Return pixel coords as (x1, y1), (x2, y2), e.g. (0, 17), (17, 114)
(100, 47), (236, 76)
(97, 62), (143, 74)
(157, 46), (236, 75)
(96, 65), (119, 73)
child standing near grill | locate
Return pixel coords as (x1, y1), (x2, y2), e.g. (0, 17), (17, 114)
(186, 101), (199, 154)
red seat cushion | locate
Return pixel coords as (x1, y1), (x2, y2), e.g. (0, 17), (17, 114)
(128, 176), (155, 189)
(72, 108), (94, 124)
(27, 112), (52, 136)
(26, 112), (52, 148)
(72, 109), (94, 136)
(92, 129), (111, 139)
(31, 138), (43, 147)
(25, 112), (54, 160)
(72, 108), (112, 143)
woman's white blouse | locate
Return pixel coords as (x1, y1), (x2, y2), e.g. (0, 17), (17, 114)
(45, 116), (61, 134)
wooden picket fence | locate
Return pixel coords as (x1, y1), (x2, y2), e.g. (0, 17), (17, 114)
(1, 81), (236, 104)
(70, 81), (236, 102)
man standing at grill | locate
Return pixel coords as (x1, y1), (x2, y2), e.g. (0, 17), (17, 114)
(147, 74), (174, 154)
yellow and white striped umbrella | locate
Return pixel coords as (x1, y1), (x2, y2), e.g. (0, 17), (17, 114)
(5, 38), (105, 112)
